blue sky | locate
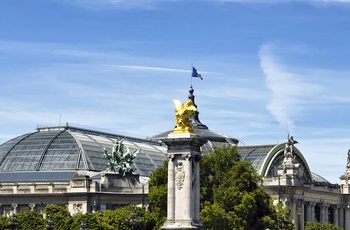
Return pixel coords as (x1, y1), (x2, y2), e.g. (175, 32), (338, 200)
(1, 0), (350, 183)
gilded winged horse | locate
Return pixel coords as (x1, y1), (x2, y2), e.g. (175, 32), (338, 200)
(171, 99), (197, 134)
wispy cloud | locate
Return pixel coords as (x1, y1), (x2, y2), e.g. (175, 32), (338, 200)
(48, 0), (350, 12)
(258, 43), (322, 131)
(108, 65), (191, 73)
(52, 0), (167, 10)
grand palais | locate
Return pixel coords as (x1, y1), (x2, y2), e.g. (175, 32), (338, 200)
(0, 86), (350, 230)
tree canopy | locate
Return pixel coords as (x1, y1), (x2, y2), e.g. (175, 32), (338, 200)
(148, 145), (294, 230)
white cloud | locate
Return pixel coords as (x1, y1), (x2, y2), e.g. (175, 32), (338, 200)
(258, 43), (324, 132)
(108, 65), (191, 73)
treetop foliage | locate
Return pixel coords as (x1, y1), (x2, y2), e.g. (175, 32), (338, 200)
(149, 145), (294, 230)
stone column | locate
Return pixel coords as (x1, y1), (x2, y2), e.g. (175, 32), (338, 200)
(334, 205), (339, 227)
(166, 154), (175, 223)
(299, 200), (304, 230)
(320, 203), (326, 223)
(325, 203), (329, 223)
(183, 153), (193, 221)
(292, 199), (297, 228)
(345, 205), (350, 230)
(310, 202), (316, 222)
(161, 134), (207, 230)
(305, 201), (311, 222)
(339, 205), (345, 229)
(194, 155), (201, 223)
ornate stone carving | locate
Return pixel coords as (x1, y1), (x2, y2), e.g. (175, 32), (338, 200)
(73, 204), (82, 215)
(284, 135), (298, 159)
(103, 138), (140, 175)
(346, 150), (350, 171)
(171, 99), (197, 134)
(29, 203), (35, 211)
(175, 161), (185, 190)
(280, 197), (289, 206)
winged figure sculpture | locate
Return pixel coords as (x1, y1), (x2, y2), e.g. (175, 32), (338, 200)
(171, 99), (197, 134)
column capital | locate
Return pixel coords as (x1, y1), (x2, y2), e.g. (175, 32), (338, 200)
(29, 203), (35, 211)
(182, 153), (192, 160)
(167, 154), (175, 161)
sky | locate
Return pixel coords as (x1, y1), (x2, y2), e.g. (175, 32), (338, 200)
(0, 0), (350, 184)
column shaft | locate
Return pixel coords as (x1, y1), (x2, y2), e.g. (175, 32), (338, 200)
(194, 157), (200, 222)
(167, 157), (175, 222)
(184, 156), (192, 220)
(339, 207), (344, 229)
(320, 204), (325, 223)
(306, 202), (311, 222)
(334, 206), (339, 227)
(345, 207), (350, 230)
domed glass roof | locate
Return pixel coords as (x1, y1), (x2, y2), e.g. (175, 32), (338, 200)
(238, 143), (313, 182)
(0, 124), (166, 177)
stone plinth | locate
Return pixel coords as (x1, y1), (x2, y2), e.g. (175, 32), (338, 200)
(100, 172), (144, 193)
(278, 158), (304, 186)
(340, 172), (350, 194)
(160, 133), (207, 230)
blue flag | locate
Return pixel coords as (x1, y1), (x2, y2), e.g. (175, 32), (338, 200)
(192, 67), (203, 80)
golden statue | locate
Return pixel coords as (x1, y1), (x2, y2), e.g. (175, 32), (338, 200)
(171, 99), (197, 134)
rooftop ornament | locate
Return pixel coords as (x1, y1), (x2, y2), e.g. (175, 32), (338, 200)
(171, 99), (197, 134)
(346, 150), (350, 171)
(284, 135), (298, 160)
(103, 138), (140, 175)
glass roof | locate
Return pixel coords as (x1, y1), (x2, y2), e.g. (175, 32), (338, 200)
(0, 124), (166, 177)
(0, 124), (326, 184)
(238, 144), (313, 182)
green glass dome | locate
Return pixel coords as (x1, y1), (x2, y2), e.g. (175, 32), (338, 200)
(0, 124), (166, 177)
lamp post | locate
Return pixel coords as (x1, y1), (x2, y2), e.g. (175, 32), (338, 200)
(46, 216), (54, 230)
(8, 214), (18, 230)
(80, 221), (88, 230)
(125, 210), (142, 230)
(99, 211), (103, 230)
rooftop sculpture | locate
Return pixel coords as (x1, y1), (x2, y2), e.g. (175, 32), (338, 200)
(284, 135), (298, 160)
(171, 99), (197, 134)
(346, 150), (350, 171)
(103, 138), (140, 175)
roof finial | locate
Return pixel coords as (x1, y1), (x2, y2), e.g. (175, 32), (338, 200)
(188, 86), (208, 130)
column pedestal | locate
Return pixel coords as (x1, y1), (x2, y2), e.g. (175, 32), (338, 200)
(161, 133), (207, 230)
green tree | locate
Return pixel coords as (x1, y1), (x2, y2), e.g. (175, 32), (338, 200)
(200, 147), (294, 230)
(0, 215), (10, 230)
(149, 145), (294, 230)
(148, 160), (168, 224)
(71, 212), (101, 230)
(273, 201), (294, 230)
(45, 204), (72, 230)
(305, 222), (343, 230)
(200, 145), (241, 205)
(16, 210), (44, 230)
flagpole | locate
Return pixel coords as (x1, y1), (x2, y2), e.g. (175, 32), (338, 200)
(191, 63), (193, 87)
(191, 72), (193, 87)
